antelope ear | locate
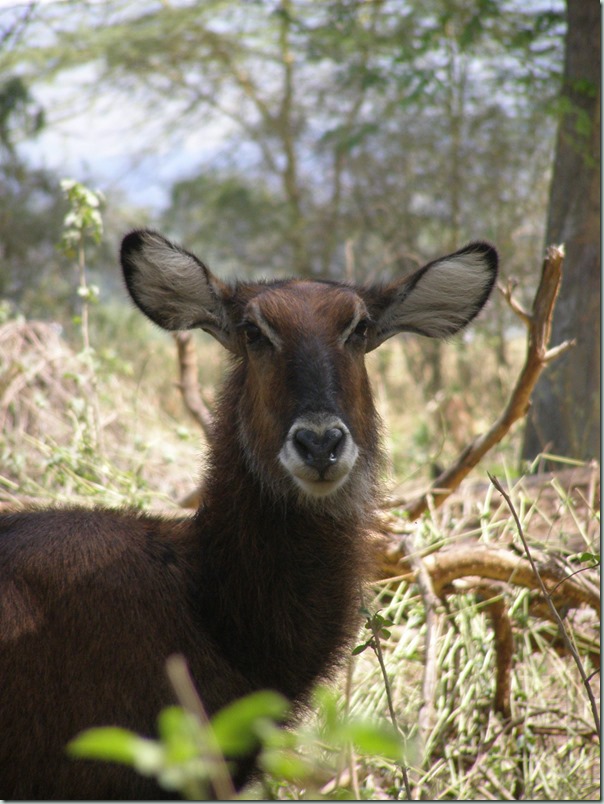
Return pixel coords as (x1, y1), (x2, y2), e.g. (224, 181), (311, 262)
(121, 230), (238, 353)
(364, 242), (498, 350)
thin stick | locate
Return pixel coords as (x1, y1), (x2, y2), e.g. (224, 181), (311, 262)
(365, 613), (413, 800)
(400, 534), (442, 758)
(488, 474), (600, 739)
(173, 331), (215, 437)
(165, 654), (237, 801)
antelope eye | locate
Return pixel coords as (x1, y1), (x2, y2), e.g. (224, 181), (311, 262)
(347, 319), (369, 344)
(242, 322), (264, 346)
(353, 320), (369, 338)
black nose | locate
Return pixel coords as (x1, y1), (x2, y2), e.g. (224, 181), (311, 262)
(293, 427), (345, 475)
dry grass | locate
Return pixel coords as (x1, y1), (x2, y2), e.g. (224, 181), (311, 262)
(346, 471), (600, 800)
(0, 317), (204, 509)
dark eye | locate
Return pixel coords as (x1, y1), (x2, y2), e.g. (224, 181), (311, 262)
(242, 322), (265, 346)
(347, 319), (369, 344)
(353, 320), (369, 338)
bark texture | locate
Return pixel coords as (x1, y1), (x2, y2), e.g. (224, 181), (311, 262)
(522, 0), (601, 464)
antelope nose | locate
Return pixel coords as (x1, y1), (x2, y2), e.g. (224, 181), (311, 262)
(293, 427), (345, 474)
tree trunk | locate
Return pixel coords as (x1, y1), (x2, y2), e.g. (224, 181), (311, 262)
(522, 0), (601, 465)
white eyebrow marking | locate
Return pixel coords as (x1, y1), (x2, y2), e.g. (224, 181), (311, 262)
(338, 299), (366, 345)
(246, 299), (283, 350)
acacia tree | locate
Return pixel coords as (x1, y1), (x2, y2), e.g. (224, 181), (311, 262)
(17, 0), (562, 279)
(522, 0), (600, 465)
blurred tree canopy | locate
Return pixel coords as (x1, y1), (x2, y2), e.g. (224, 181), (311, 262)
(0, 73), (66, 304)
(6, 0), (564, 282)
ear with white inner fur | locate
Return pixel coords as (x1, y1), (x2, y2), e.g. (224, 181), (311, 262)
(365, 242), (498, 351)
(121, 229), (237, 352)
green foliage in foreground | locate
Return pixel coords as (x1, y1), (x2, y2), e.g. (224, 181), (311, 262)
(68, 686), (404, 800)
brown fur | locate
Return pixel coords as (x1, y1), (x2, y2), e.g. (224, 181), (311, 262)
(0, 231), (497, 799)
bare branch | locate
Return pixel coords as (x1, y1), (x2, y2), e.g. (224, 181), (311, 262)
(373, 541), (600, 616)
(449, 579), (513, 719)
(0, 1), (36, 50)
(173, 331), (214, 439)
(498, 280), (531, 327)
(399, 244), (570, 520)
(544, 338), (576, 363)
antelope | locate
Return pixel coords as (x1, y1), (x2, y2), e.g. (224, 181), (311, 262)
(0, 230), (497, 799)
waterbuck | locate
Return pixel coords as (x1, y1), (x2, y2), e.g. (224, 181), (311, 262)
(0, 230), (497, 798)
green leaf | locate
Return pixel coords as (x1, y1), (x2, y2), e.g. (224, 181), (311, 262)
(157, 706), (201, 764)
(312, 686), (342, 736)
(260, 748), (310, 781)
(343, 722), (402, 761)
(210, 690), (289, 755)
(67, 727), (163, 773)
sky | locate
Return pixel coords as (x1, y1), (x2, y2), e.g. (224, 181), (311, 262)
(17, 65), (232, 212)
(2, 0), (233, 212)
(20, 91), (230, 212)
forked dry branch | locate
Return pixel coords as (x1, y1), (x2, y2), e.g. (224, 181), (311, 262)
(391, 244), (572, 520)
(374, 534), (599, 737)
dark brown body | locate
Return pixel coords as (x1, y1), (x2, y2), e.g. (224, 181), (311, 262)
(1, 502), (365, 798)
(0, 231), (497, 799)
